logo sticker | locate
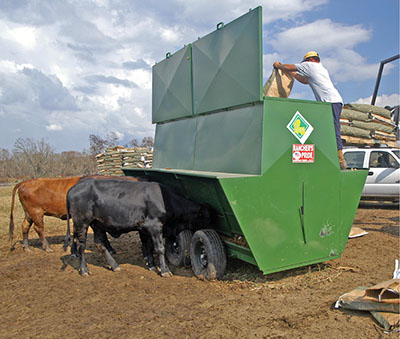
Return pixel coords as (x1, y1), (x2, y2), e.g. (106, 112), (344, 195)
(287, 111), (314, 144)
(292, 144), (315, 163)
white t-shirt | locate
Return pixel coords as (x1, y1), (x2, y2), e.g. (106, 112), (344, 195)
(295, 62), (343, 103)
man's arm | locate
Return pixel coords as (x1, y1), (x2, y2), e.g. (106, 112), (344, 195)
(292, 73), (309, 84)
(273, 61), (297, 72)
(273, 61), (309, 84)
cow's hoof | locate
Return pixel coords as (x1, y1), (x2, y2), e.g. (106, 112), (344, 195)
(161, 271), (173, 278)
(45, 247), (54, 253)
(148, 266), (158, 272)
(79, 270), (91, 276)
(112, 266), (121, 272)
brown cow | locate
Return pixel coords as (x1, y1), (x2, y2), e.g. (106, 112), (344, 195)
(9, 176), (82, 251)
(9, 175), (140, 252)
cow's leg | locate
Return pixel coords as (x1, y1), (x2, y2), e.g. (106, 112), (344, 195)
(104, 236), (117, 254)
(91, 222), (116, 254)
(93, 227), (120, 272)
(30, 214), (52, 252)
(139, 231), (156, 271)
(146, 220), (171, 277)
(104, 236), (116, 255)
(70, 238), (78, 258)
(33, 224), (52, 252)
(22, 214), (33, 252)
(21, 216), (33, 251)
(75, 223), (90, 276)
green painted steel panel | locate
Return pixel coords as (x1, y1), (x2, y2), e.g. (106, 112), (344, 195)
(218, 167), (366, 274)
(152, 118), (196, 169)
(152, 45), (193, 123)
(216, 99), (367, 274)
(262, 97), (339, 173)
(338, 170), (369, 252)
(153, 103), (264, 174)
(192, 7), (262, 114)
(224, 241), (257, 265)
(194, 104), (263, 174)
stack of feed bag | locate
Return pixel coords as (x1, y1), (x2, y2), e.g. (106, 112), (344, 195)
(340, 104), (398, 147)
(96, 146), (153, 176)
(121, 147), (153, 169)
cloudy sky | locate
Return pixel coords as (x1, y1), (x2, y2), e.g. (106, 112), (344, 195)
(0, 0), (398, 152)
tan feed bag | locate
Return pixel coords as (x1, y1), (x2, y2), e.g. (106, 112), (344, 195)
(263, 68), (294, 98)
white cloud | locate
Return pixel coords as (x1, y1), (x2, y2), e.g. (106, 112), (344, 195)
(46, 124), (63, 131)
(262, 0), (329, 24)
(353, 93), (400, 108)
(0, 60), (35, 73)
(263, 53), (279, 79)
(0, 21), (37, 49)
(8, 26), (37, 49)
(174, 0), (328, 26)
(90, 0), (110, 7)
(270, 19), (371, 54)
(267, 19), (381, 83)
(0, 60), (17, 73)
(160, 26), (182, 43)
(322, 50), (380, 82)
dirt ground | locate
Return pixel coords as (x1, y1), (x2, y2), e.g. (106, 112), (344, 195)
(0, 185), (398, 339)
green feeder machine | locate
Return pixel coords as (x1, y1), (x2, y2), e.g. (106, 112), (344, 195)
(123, 7), (367, 279)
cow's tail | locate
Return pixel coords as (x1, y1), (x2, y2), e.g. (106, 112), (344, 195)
(63, 192), (71, 252)
(9, 182), (23, 242)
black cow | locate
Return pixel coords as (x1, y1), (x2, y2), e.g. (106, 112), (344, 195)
(66, 178), (211, 277)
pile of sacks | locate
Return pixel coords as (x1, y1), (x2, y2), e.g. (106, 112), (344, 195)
(340, 104), (398, 147)
(96, 146), (153, 176)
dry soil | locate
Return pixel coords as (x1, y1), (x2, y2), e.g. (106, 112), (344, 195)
(0, 185), (398, 338)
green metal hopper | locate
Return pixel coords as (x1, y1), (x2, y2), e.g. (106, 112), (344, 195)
(123, 7), (367, 278)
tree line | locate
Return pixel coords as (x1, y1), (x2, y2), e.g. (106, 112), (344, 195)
(0, 133), (153, 181)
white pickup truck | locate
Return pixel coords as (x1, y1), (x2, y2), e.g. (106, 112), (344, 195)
(343, 147), (400, 202)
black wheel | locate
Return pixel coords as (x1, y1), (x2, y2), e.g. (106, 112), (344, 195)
(165, 229), (193, 267)
(190, 229), (226, 280)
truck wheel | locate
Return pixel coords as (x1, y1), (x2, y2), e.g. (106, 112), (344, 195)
(165, 229), (193, 267)
(190, 229), (226, 280)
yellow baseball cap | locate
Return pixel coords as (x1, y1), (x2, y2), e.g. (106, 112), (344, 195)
(303, 51), (319, 60)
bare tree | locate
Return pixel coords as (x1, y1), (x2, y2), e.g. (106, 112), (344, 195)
(55, 150), (97, 176)
(141, 136), (154, 148)
(106, 132), (119, 147)
(13, 138), (55, 178)
(89, 132), (119, 156)
(126, 138), (139, 148)
(0, 148), (13, 178)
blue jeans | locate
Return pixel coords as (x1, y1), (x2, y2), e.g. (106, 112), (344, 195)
(331, 103), (343, 150)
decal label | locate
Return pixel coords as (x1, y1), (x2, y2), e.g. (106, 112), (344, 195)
(287, 111), (314, 144)
(292, 144), (315, 163)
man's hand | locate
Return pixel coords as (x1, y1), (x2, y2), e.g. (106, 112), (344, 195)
(273, 61), (281, 69)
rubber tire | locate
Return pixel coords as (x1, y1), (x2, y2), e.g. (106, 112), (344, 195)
(190, 229), (226, 280)
(165, 229), (193, 267)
